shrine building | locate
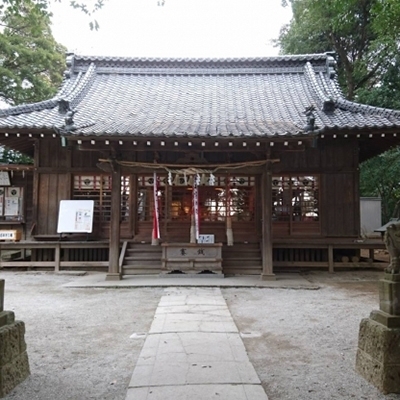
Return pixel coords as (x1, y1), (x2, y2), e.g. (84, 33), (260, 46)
(0, 53), (399, 279)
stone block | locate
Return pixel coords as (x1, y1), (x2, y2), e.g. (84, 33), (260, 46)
(379, 275), (400, 315)
(0, 311), (15, 328)
(370, 310), (400, 329)
(0, 351), (30, 397)
(16, 321), (27, 353)
(356, 317), (400, 394)
(0, 326), (12, 367)
(0, 320), (29, 397)
(358, 317), (400, 364)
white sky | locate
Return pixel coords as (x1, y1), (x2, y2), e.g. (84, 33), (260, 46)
(49, 0), (292, 58)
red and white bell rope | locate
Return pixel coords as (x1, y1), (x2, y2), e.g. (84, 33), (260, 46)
(192, 174), (200, 241)
(152, 172), (160, 240)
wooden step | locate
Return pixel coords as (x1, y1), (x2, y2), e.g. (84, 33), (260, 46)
(222, 243), (261, 274)
(122, 242), (162, 275)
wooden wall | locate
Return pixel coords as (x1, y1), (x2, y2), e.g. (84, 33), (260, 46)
(36, 174), (70, 235)
(32, 136), (361, 240)
(272, 137), (360, 238)
(0, 169), (34, 240)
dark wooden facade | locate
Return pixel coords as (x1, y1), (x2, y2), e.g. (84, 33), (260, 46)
(0, 134), (370, 276)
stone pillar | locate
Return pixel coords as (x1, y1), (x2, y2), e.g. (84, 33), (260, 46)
(0, 279), (30, 397)
(355, 273), (400, 394)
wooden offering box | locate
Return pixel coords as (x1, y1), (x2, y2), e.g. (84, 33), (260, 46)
(161, 243), (222, 275)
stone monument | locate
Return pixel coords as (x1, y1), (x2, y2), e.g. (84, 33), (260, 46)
(355, 222), (400, 394)
(0, 279), (30, 398)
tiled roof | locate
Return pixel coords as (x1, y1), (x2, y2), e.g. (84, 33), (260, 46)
(1, 52), (400, 138)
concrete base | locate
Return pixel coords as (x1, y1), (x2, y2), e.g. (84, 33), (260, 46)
(260, 273), (276, 281)
(159, 273), (224, 279)
(355, 316), (400, 394)
(105, 273), (122, 281)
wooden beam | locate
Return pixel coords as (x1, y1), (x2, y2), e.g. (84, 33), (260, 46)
(107, 164), (122, 280)
(328, 244), (334, 273)
(261, 159), (275, 280)
(131, 174), (138, 237)
(31, 138), (40, 236)
(55, 243), (61, 272)
(119, 241), (128, 269)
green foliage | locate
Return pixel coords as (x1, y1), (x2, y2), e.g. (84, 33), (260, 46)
(0, 148), (32, 164)
(356, 57), (400, 110)
(1, 0), (107, 31)
(0, 0), (66, 105)
(278, 1), (400, 224)
(360, 148), (400, 223)
(277, 0), (399, 101)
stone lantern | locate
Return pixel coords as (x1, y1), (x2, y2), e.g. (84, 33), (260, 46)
(356, 222), (400, 394)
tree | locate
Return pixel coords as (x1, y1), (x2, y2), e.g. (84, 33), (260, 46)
(278, 0), (400, 223)
(356, 57), (400, 110)
(1, 0), (109, 31)
(360, 148), (400, 223)
(0, 0), (66, 105)
(277, 0), (400, 101)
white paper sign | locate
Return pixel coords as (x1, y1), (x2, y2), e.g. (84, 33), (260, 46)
(0, 172), (10, 186)
(198, 234), (215, 244)
(57, 200), (94, 233)
(4, 197), (19, 216)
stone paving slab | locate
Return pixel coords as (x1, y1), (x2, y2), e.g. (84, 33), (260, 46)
(126, 384), (269, 400)
(125, 287), (268, 400)
(151, 312), (238, 333)
(152, 288), (237, 333)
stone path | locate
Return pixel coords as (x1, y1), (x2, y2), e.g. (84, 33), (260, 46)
(125, 287), (268, 400)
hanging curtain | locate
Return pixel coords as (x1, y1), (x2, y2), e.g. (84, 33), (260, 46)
(152, 172), (160, 244)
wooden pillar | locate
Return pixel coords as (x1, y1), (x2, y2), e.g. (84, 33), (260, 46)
(54, 243), (61, 272)
(261, 163), (275, 280)
(32, 139), (40, 238)
(328, 244), (334, 273)
(131, 174), (138, 238)
(107, 165), (122, 280)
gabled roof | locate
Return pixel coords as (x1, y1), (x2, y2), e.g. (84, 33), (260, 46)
(1, 53), (400, 144)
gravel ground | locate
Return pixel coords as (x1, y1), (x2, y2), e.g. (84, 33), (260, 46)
(1, 270), (400, 400)
(1, 272), (163, 400)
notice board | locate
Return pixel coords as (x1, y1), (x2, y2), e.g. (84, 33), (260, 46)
(57, 200), (94, 234)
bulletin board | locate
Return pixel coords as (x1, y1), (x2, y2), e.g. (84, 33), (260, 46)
(0, 186), (24, 222)
(57, 200), (94, 234)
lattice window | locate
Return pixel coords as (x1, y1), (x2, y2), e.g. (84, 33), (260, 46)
(170, 180), (255, 222)
(170, 187), (192, 221)
(137, 176), (165, 222)
(137, 174), (255, 223)
(272, 175), (319, 222)
(73, 175), (130, 223)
